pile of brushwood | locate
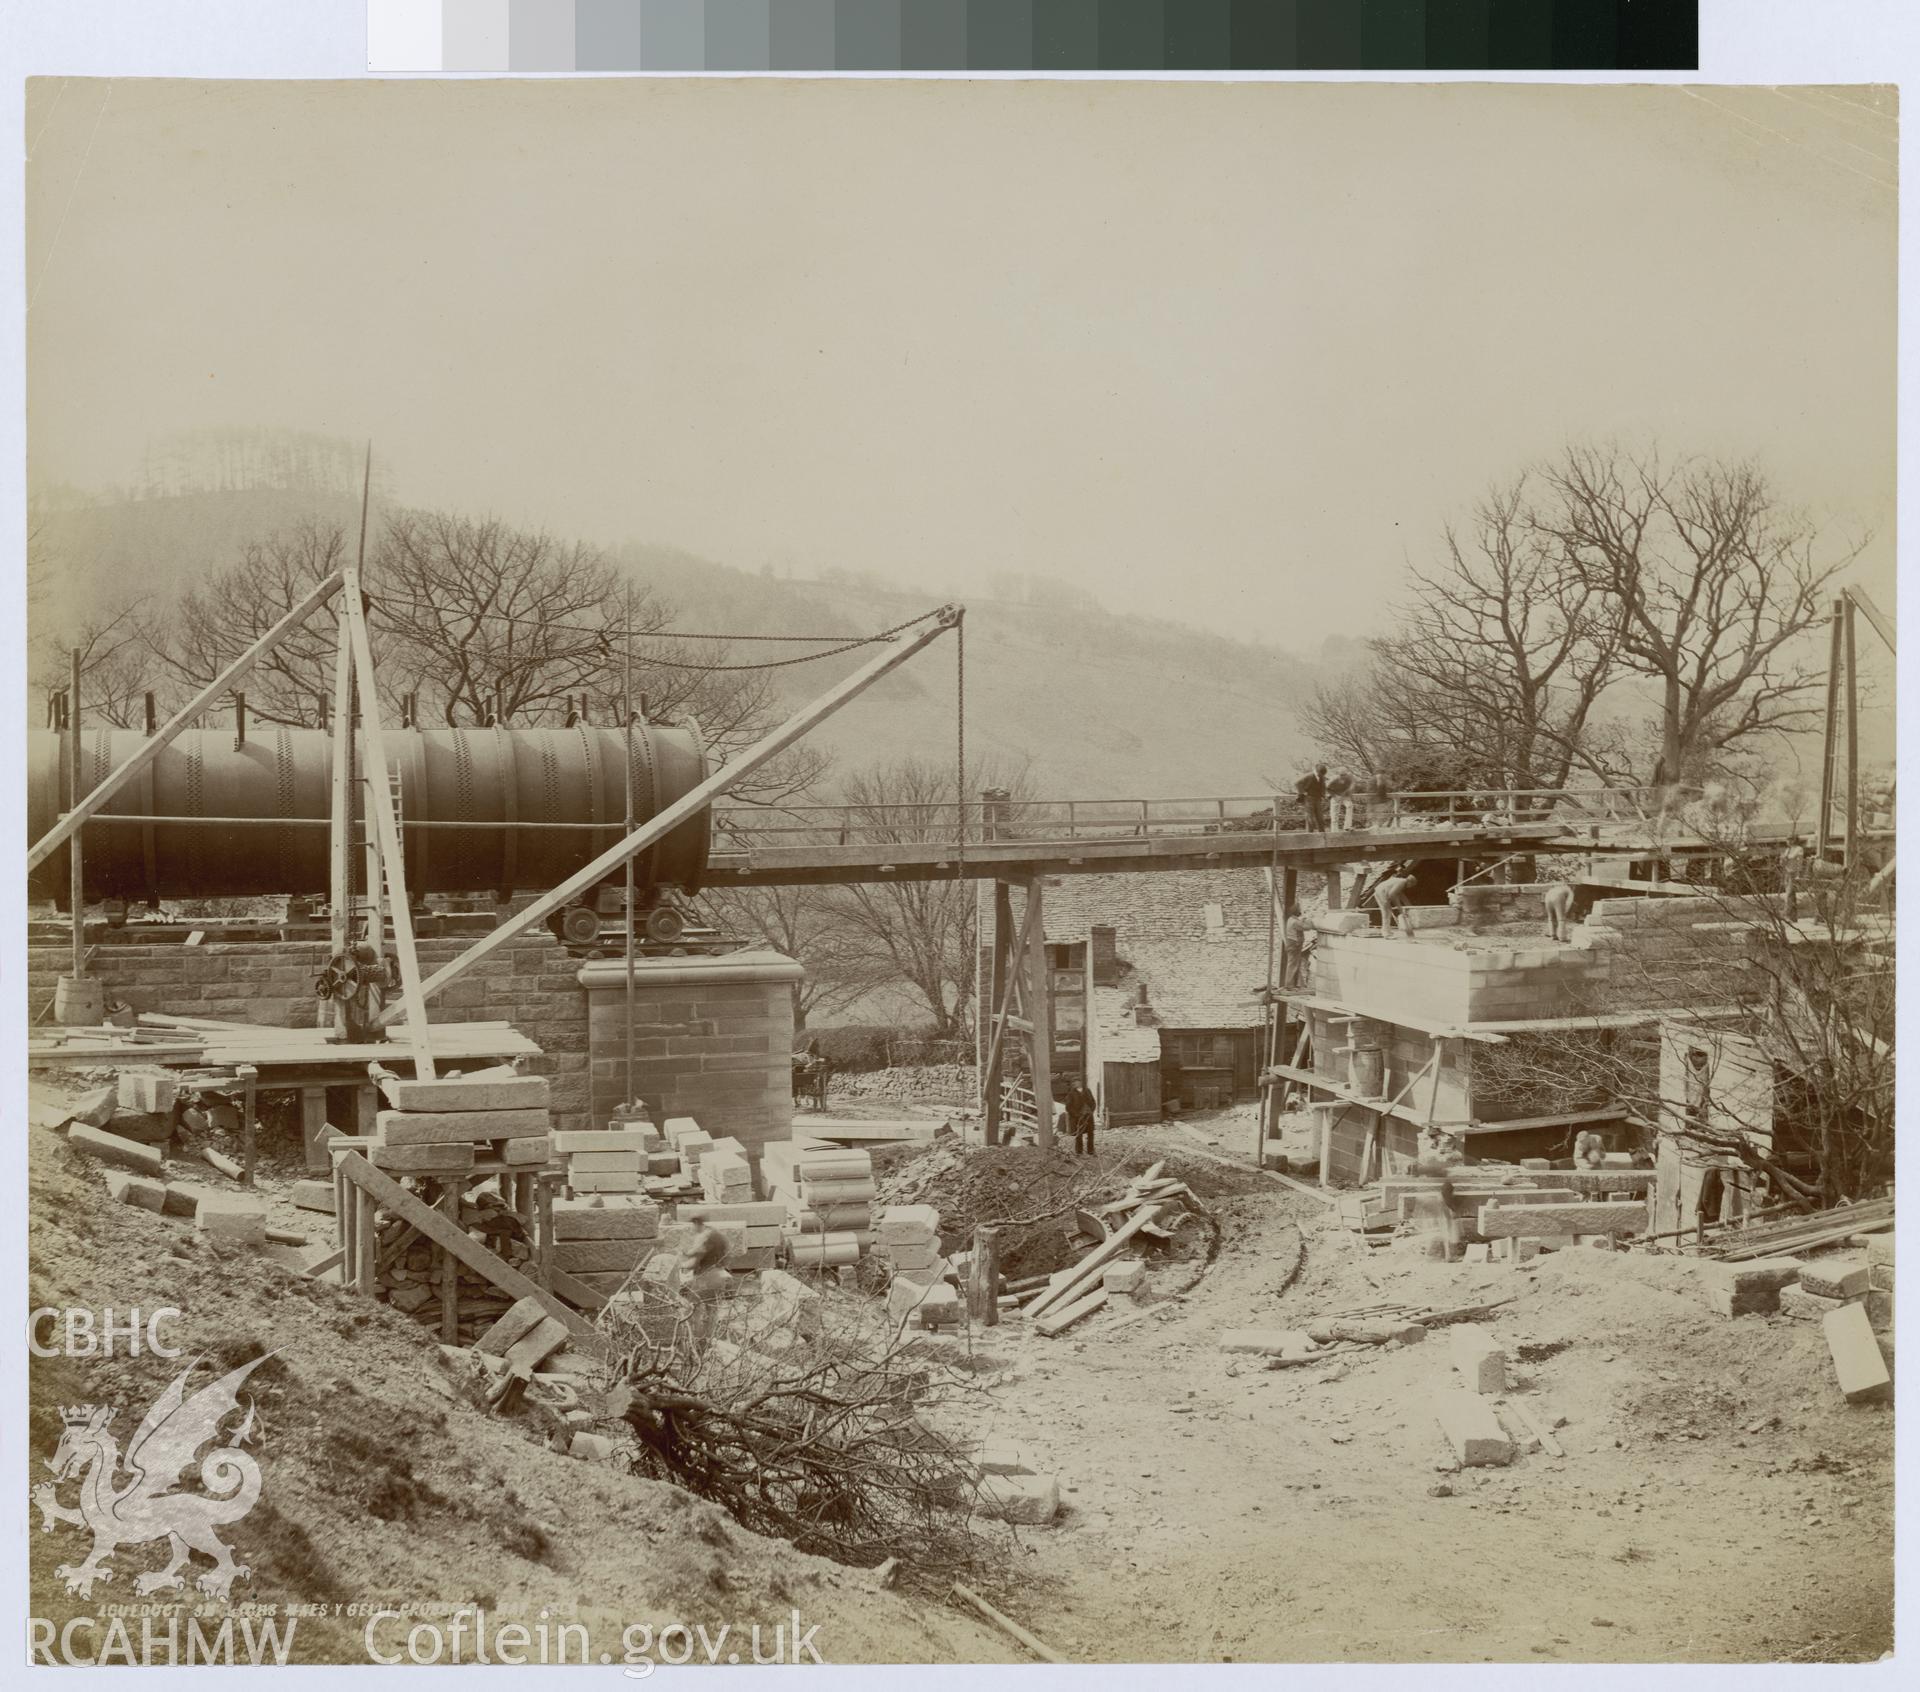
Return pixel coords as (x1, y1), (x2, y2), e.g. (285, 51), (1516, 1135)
(598, 1275), (1000, 1583)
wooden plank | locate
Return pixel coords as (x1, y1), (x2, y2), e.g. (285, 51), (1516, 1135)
(440, 1184), (459, 1344)
(548, 1263), (609, 1311)
(949, 1584), (1067, 1666)
(300, 1088), (332, 1172)
(341, 578), (434, 1079)
(304, 1247), (346, 1280)
(335, 1152), (595, 1338)
(1025, 1203), (1162, 1320)
(1024, 876), (1054, 1150)
(1504, 1396), (1565, 1458)
(28, 568), (346, 872)
(1035, 1286), (1108, 1337)
(326, 609), (354, 1036)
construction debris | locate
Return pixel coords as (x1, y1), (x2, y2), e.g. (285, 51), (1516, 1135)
(1822, 1303), (1892, 1404)
(1432, 1387), (1515, 1467)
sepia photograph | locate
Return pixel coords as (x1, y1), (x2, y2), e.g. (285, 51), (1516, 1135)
(14, 57), (1900, 1672)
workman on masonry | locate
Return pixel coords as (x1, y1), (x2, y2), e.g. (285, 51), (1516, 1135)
(1374, 868), (1416, 932)
(1294, 763), (1331, 832)
(1065, 1080), (1098, 1157)
(1543, 880), (1575, 942)
(1326, 769), (1356, 832)
(1281, 903), (1312, 990)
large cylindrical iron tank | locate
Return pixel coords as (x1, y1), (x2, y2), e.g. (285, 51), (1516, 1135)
(26, 724), (710, 906)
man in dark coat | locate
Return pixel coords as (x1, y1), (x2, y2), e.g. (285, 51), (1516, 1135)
(1064, 1081), (1098, 1157)
(1294, 763), (1330, 832)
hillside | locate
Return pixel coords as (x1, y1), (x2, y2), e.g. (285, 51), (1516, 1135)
(29, 485), (1321, 797)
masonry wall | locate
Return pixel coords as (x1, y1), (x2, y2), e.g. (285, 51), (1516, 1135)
(26, 935), (803, 1142)
(30, 932), (593, 1128)
(579, 951), (800, 1168)
(1307, 1005), (1470, 1185)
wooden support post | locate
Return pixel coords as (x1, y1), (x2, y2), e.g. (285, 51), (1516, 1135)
(333, 1163), (349, 1273)
(1818, 596), (1844, 863)
(1326, 869), (1344, 910)
(238, 1065), (258, 1188)
(361, 764), (388, 956)
(537, 1173), (554, 1290)
(1844, 595), (1860, 872)
(1025, 877), (1054, 1149)
(300, 1088), (331, 1172)
(68, 650), (85, 984)
(354, 1084), (380, 1136)
(356, 1187), (376, 1290)
(969, 1225), (1000, 1326)
(340, 1168), (358, 1287)
(440, 1184), (459, 1343)
(341, 579), (435, 1078)
(325, 613), (354, 1035)
(983, 881), (1013, 1146)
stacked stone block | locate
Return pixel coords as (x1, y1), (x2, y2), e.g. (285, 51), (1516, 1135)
(553, 1127), (648, 1194)
(876, 1204), (944, 1284)
(700, 1137), (754, 1204)
(371, 1067), (553, 1177)
(551, 1194), (660, 1297)
(1778, 1240), (1893, 1333)
(684, 1201), (784, 1271)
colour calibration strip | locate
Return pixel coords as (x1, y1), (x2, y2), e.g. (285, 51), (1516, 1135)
(371, 2), (1700, 73)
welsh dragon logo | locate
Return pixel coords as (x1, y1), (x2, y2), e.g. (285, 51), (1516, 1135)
(34, 1354), (269, 1601)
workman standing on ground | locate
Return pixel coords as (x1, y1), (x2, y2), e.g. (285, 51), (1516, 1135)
(1065, 1080), (1098, 1157)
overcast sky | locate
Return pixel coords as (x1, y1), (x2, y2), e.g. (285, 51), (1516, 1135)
(25, 78), (1896, 650)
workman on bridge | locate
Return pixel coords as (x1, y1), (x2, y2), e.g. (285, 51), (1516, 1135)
(1294, 764), (1331, 832)
(1327, 770), (1356, 832)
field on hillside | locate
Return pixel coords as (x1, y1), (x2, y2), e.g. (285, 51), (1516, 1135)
(29, 484), (1319, 796)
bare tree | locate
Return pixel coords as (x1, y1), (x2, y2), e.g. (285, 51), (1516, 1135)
(151, 519), (350, 725)
(1299, 659), (1487, 797)
(1531, 444), (1859, 786)
(1375, 477), (1621, 792)
(698, 876), (892, 1030)
(32, 595), (158, 729)
(818, 755), (1034, 1040)
(136, 506), (831, 805)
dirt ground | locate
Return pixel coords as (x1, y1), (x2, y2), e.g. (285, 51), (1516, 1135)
(941, 1111), (1894, 1665)
(26, 1085), (1894, 1665)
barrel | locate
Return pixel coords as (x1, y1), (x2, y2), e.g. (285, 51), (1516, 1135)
(26, 724), (710, 906)
(1349, 1044), (1386, 1099)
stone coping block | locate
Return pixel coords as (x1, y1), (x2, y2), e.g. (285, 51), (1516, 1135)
(377, 1107), (549, 1146)
(1823, 1303), (1892, 1404)
(1478, 1200), (1648, 1239)
(1799, 1256), (1871, 1302)
(1432, 1388), (1513, 1467)
(380, 1072), (550, 1113)
(577, 949), (805, 991)
(68, 1124), (166, 1177)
